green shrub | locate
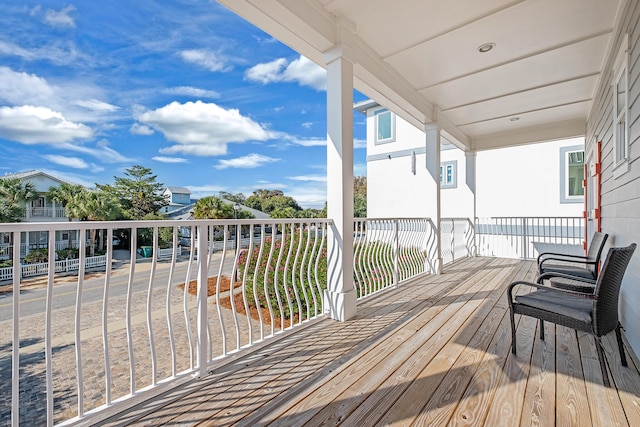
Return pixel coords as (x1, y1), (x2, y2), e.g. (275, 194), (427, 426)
(237, 227), (327, 322)
(24, 248), (49, 264)
(56, 247), (79, 259)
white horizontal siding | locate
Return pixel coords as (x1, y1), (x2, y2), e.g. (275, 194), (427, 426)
(586, 0), (640, 357)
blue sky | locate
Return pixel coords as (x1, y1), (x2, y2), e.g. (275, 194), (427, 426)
(0, 1), (368, 209)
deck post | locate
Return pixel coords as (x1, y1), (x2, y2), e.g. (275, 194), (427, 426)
(323, 27), (357, 321)
(465, 151), (477, 256)
(425, 124), (443, 273)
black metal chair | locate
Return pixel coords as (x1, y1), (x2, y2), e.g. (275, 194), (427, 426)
(537, 231), (608, 282)
(508, 243), (636, 387)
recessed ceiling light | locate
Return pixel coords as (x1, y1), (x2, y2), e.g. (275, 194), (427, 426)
(478, 43), (495, 53)
(510, 117), (520, 122)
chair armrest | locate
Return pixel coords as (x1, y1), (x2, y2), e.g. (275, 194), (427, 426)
(537, 252), (589, 265)
(507, 280), (596, 303)
(539, 255), (596, 270)
(536, 271), (597, 284)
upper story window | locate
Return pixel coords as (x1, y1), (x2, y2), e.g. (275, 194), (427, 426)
(560, 145), (584, 203)
(440, 161), (457, 189)
(374, 109), (395, 144)
(613, 34), (629, 177)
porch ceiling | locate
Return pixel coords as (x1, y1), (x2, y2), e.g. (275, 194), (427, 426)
(216, 0), (623, 150)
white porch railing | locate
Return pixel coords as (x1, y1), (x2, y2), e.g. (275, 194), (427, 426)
(439, 217), (585, 261)
(440, 218), (476, 265)
(0, 219), (335, 426)
(0, 256), (107, 281)
(474, 216), (584, 259)
(0, 216), (583, 426)
(353, 218), (437, 299)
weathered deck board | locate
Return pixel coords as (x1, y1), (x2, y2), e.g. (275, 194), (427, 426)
(93, 257), (640, 427)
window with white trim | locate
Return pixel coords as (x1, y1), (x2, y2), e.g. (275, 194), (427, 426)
(374, 109), (395, 144)
(440, 161), (457, 189)
(613, 34), (629, 175)
(560, 146), (584, 203)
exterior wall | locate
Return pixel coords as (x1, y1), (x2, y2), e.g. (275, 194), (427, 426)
(366, 107), (584, 220)
(585, 0), (640, 357)
(476, 138), (585, 217)
(366, 106), (435, 218)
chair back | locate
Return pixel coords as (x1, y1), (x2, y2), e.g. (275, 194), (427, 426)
(586, 232), (609, 275)
(593, 243), (636, 336)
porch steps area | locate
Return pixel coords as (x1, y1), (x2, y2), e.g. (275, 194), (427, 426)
(91, 257), (640, 426)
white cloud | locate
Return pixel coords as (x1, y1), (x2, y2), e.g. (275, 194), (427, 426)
(354, 138), (367, 149)
(43, 155), (89, 169)
(60, 139), (131, 163)
(187, 184), (225, 200)
(180, 49), (231, 72)
(244, 58), (287, 84)
(0, 67), (56, 106)
(0, 105), (93, 144)
(137, 101), (274, 156)
(245, 55), (326, 91)
(0, 40), (79, 65)
(130, 123), (155, 135)
(215, 153), (280, 170)
(0, 67), (119, 123)
(44, 6), (76, 28)
(287, 184), (327, 209)
(287, 174), (327, 183)
(286, 136), (326, 147)
(301, 122), (313, 129)
(74, 99), (120, 112)
(152, 156), (188, 163)
(163, 86), (220, 99)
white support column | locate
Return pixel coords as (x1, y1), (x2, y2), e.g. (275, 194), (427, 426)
(324, 41), (357, 322)
(465, 151), (478, 256)
(425, 124), (443, 273)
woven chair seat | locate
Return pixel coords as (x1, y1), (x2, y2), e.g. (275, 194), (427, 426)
(515, 288), (592, 323)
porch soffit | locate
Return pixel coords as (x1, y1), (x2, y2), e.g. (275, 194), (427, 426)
(216, 0), (622, 151)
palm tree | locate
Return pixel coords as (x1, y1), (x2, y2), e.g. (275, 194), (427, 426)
(0, 177), (39, 250)
(67, 190), (122, 256)
(0, 177), (38, 219)
(193, 196), (233, 219)
(48, 183), (85, 248)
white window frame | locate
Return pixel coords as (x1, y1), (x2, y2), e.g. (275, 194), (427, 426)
(560, 145), (585, 204)
(440, 160), (457, 189)
(612, 34), (629, 177)
(374, 109), (396, 145)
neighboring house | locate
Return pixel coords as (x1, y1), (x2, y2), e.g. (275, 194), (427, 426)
(356, 100), (585, 219)
(0, 170), (83, 258)
(162, 186), (192, 213)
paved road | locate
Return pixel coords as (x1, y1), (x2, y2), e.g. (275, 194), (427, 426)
(0, 249), (240, 323)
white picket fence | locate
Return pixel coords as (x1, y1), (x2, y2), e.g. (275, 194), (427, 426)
(0, 255), (107, 281)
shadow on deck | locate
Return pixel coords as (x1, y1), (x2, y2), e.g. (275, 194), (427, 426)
(85, 257), (640, 427)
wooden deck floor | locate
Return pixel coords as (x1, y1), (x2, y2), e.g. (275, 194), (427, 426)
(95, 257), (640, 426)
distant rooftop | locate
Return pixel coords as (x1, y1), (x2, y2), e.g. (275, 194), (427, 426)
(165, 186), (191, 194)
(1, 170), (80, 186)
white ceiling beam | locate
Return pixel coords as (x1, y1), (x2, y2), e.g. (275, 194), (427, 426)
(471, 119), (586, 151)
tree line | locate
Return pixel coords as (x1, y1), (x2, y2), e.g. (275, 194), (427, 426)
(0, 165), (368, 224)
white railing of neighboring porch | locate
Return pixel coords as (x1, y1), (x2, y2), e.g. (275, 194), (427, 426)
(353, 218), (437, 299)
(0, 256), (107, 281)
